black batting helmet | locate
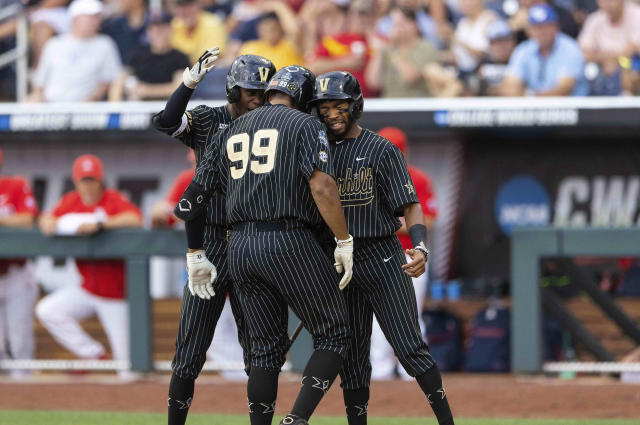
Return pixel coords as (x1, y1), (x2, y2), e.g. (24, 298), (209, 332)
(264, 65), (316, 112)
(309, 71), (364, 119)
(226, 55), (276, 104)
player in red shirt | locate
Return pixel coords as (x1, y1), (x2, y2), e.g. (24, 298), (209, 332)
(151, 149), (195, 228)
(371, 127), (438, 380)
(35, 154), (142, 374)
(0, 148), (39, 376)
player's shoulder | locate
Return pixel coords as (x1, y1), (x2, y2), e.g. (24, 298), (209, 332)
(176, 168), (196, 183)
(103, 188), (132, 203)
(0, 175), (29, 189)
(360, 128), (399, 155)
(56, 190), (81, 209)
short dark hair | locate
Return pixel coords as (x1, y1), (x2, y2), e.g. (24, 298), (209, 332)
(393, 6), (417, 23)
(259, 11), (280, 24)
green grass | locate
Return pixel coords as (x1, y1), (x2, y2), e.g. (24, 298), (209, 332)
(0, 411), (637, 425)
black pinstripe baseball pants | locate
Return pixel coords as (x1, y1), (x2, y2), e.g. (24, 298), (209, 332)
(340, 236), (435, 390)
(171, 227), (250, 380)
(228, 223), (350, 371)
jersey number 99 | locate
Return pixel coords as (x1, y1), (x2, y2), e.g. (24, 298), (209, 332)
(227, 129), (279, 179)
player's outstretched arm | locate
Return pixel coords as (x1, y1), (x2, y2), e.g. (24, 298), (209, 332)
(402, 202), (429, 278)
(309, 168), (353, 290)
(153, 47), (220, 129)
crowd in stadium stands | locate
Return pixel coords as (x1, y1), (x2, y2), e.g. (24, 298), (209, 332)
(0, 0), (639, 100)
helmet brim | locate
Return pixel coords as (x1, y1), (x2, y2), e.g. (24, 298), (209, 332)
(235, 81), (269, 91)
(309, 92), (353, 105)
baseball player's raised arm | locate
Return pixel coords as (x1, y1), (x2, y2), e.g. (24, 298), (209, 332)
(151, 48), (221, 147)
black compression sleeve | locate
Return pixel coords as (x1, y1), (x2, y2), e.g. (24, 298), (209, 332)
(158, 83), (194, 128)
(185, 213), (205, 250)
(408, 224), (428, 248)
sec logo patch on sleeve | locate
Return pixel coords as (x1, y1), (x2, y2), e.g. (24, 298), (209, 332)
(319, 151), (328, 163)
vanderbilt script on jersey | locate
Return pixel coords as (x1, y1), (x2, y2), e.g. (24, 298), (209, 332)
(337, 166), (374, 207)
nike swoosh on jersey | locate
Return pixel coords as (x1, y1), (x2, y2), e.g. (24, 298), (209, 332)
(356, 157), (367, 161)
(383, 256), (393, 262)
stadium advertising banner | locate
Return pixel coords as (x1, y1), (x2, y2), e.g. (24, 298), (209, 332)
(454, 139), (640, 279)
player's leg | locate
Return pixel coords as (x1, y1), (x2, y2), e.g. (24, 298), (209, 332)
(93, 294), (129, 376)
(168, 240), (230, 425)
(254, 229), (350, 423)
(4, 265), (38, 365)
(229, 232), (288, 425)
(339, 280), (374, 425)
(398, 255), (429, 380)
(207, 297), (246, 380)
(228, 285), (251, 375)
(369, 240), (454, 425)
(369, 316), (396, 380)
(35, 285), (105, 358)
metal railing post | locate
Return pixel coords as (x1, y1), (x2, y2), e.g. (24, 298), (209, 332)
(15, 11), (28, 102)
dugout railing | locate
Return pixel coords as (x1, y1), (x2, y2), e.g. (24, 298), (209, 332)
(511, 227), (640, 373)
(0, 228), (309, 373)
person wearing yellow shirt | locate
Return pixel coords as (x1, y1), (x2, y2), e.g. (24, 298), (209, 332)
(238, 12), (303, 70)
(170, 0), (227, 63)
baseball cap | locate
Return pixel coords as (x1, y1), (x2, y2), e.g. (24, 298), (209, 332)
(488, 20), (512, 41)
(528, 4), (558, 25)
(378, 127), (407, 155)
(149, 12), (173, 25)
(68, 0), (103, 18)
(73, 154), (104, 181)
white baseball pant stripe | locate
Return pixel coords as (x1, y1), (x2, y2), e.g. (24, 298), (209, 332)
(0, 264), (38, 361)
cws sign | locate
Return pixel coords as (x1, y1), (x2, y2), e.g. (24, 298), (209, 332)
(453, 139), (640, 279)
(554, 176), (640, 227)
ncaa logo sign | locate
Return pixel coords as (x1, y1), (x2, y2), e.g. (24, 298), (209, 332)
(495, 175), (550, 235)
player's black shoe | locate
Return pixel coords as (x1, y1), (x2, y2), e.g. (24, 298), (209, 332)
(279, 414), (309, 425)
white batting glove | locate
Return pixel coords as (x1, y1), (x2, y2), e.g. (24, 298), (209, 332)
(334, 235), (354, 290)
(183, 47), (220, 89)
(186, 250), (217, 299)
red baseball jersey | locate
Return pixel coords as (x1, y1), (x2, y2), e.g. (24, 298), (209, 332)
(313, 33), (373, 98)
(165, 168), (195, 226)
(51, 189), (142, 299)
(0, 176), (38, 274)
(397, 166), (437, 251)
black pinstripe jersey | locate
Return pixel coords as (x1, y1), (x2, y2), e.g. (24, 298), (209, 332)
(330, 128), (418, 238)
(152, 105), (232, 226)
(193, 103), (333, 226)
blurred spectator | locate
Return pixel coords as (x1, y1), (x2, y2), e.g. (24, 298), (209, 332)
(0, 0), (19, 99)
(36, 154), (142, 375)
(238, 9), (302, 69)
(225, 0), (263, 50)
(451, 0), (498, 73)
(101, 0), (148, 65)
(170, 0), (227, 63)
(0, 148), (39, 378)
(27, 0), (72, 66)
(151, 149), (195, 228)
(509, 0), (579, 43)
(501, 4), (588, 96)
(109, 12), (189, 101)
(365, 7), (440, 97)
(304, 0), (375, 97)
(200, 0), (234, 19)
(375, 0), (445, 49)
(579, 0), (640, 95)
(29, 0), (122, 102)
(475, 20), (517, 94)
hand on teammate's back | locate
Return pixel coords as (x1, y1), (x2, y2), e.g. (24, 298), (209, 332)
(186, 249), (217, 299)
(334, 235), (354, 290)
(183, 47), (221, 89)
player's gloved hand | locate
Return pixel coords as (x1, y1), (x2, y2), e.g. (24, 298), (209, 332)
(334, 235), (354, 290)
(182, 47), (220, 89)
(186, 250), (217, 299)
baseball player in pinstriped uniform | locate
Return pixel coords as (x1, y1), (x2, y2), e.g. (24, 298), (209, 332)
(309, 71), (455, 425)
(177, 65), (354, 425)
(152, 51), (276, 425)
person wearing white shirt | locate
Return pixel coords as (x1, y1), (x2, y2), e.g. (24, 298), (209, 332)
(29, 0), (122, 102)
